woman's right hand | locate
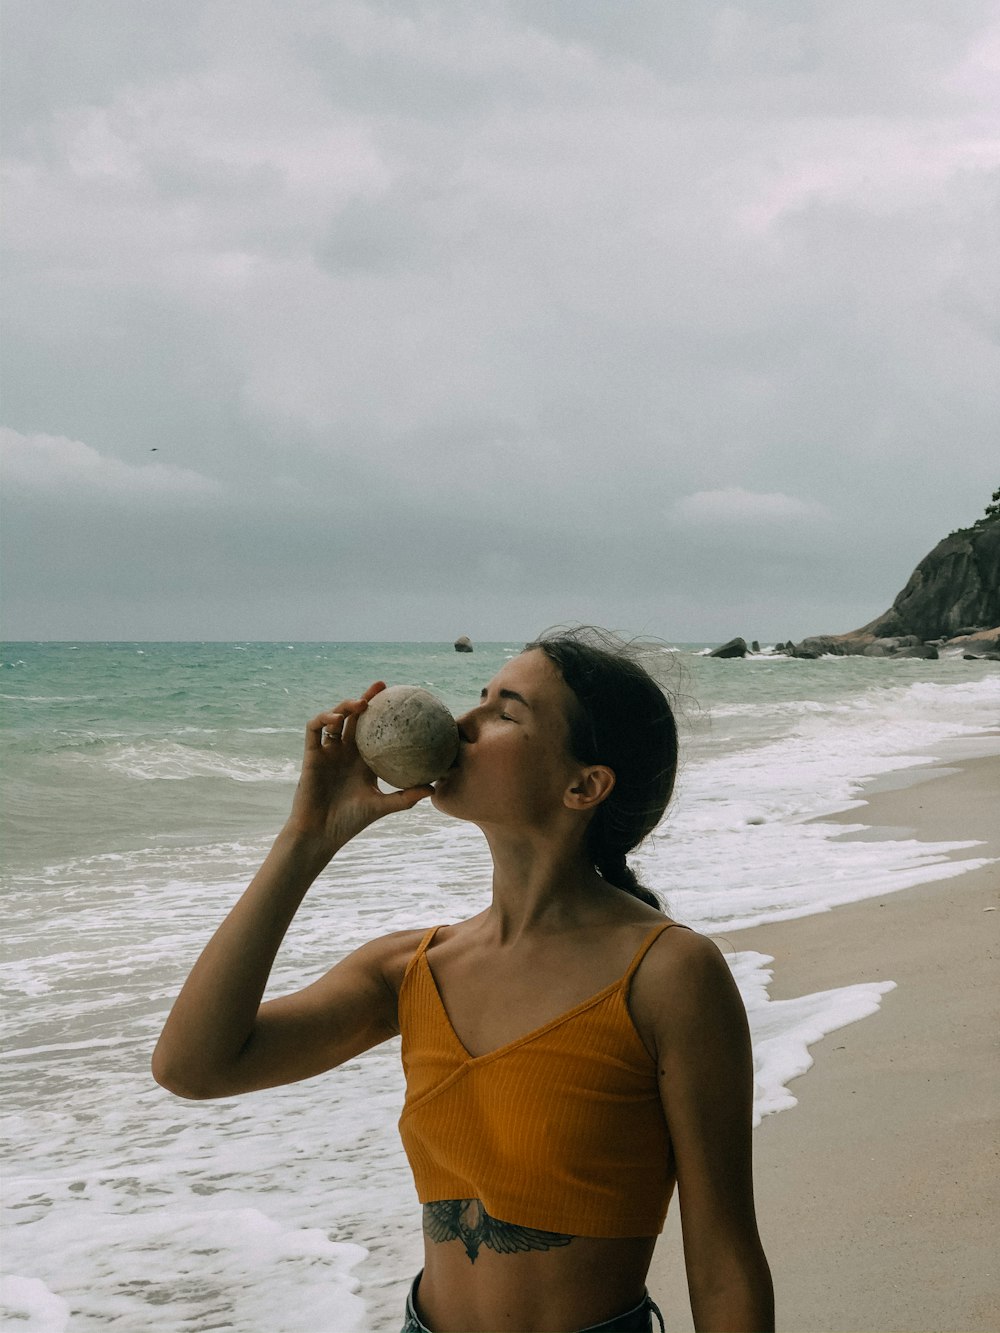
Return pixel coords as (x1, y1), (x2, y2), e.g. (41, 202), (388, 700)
(285, 682), (433, 854)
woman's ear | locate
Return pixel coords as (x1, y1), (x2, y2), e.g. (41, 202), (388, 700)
(564, 765), (616, 811)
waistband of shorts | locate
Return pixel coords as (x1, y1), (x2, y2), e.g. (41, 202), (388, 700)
(401, 1271), (665, 1333)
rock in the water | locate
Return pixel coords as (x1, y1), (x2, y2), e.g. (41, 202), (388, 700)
(751, 640), (760, 653)
(794, 636), (850, 656)
(710, 637), (748, 659)
(862, 636), (939, 659)
(947, 629), (1000, 652)
(355, 686), (459, 788)
(890, 644), (939, 659)
(454, 636), (474, 653)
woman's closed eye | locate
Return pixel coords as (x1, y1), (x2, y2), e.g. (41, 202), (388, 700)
(477, 689), (518, 721)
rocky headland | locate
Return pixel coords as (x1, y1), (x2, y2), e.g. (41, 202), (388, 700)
(711, 510), (1000, 661)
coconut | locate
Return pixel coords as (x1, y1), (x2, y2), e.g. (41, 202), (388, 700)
(355, 685), (459, 788)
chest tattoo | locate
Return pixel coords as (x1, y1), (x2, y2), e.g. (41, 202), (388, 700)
(422, 1199), (574, 1263)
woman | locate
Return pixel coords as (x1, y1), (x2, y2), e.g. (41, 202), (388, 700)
(153, 629), (773, 1333)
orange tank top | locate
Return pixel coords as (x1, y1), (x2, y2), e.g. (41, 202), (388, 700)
(397, 921), (685, 1238)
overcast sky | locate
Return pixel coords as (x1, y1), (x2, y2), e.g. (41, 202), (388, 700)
(3, 1), (998, 642)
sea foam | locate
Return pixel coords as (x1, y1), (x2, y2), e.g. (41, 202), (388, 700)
(730, 951), (896, 1123)
(1, 1193), (368, 1332)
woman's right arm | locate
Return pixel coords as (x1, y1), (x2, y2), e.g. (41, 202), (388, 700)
(151, 685), (432, 1100)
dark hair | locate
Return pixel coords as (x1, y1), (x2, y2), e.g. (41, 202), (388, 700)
(526, 627), (678, 910)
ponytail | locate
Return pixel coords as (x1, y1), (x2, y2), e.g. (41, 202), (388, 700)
(593, 847), (661, 910)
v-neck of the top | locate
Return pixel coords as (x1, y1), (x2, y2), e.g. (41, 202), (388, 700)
(419, 922), (669, 1064)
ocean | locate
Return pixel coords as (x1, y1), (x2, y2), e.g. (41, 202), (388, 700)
(2, 640), (998, 1332)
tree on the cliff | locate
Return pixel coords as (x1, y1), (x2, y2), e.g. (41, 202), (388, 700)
(953, 488), (999, 535)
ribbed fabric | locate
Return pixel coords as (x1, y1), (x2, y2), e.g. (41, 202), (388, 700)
(397, 923), (683, 1238)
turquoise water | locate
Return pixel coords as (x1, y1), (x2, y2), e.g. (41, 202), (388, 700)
(5, 638), (995, 873)
(2, 641), (997, 1331)
(2, 642), (514, 869)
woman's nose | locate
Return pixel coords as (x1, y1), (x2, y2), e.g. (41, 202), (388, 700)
(454, 709), (477, 743)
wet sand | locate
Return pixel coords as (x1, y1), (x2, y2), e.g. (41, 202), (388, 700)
(649, 754), (1000, 1332)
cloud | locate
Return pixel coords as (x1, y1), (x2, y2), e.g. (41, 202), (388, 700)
(2, 2), (998, 639)
(670, 488), (830, 528)
(0, 428), (220, 503)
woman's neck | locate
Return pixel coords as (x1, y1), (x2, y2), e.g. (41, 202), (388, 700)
(478, 828), (620, 942)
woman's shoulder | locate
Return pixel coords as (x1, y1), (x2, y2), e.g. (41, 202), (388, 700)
(629, 923), (745, 1041)
(637, 920), (735, 985)
(360, 921), (457, 993)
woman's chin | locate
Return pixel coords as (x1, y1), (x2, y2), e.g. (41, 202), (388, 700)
(430, 773), (475, 819)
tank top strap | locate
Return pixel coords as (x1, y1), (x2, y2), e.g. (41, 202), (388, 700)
(401, 924), (446, 986)
(622, 920), (690, 984)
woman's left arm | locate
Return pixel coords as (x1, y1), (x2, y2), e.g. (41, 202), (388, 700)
(645, 930), (774, 1333)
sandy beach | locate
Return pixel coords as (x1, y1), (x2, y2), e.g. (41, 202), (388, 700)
(650, 753), (1000, 1333)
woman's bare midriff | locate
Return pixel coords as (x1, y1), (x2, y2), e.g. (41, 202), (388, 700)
(415, 1228), (658, 1333)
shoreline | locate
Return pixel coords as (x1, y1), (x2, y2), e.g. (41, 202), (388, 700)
(650, 754), (1000, 1333)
